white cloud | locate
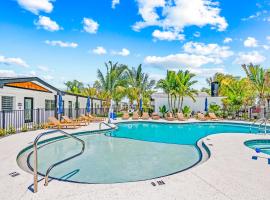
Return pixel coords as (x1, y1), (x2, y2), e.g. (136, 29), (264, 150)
(112, 0), (120, 9)
(35, 16), (61, 32)
(45, 40), (78, 48)
(152, 30), (185, 41)
(29, 70), (36, 76)
(186, 67), (225, 78)
(183, 42), (234, 59)
(244, 37), (258, 47)
(0, 70), (18, 77)
(17, 0), (53, 14)
(82, 18), (99, 34)
(92, 46), (107, 55)
(144, 53), (218, 68)
(133, 0), (228, 33)
(234, 51), (265, 64)
(111, 48), (130, 56)
(0, 55), (29, 67)
(37, 65), (49, 72)
(223, 37), (232, 43)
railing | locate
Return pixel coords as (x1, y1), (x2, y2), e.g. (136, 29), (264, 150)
(99, 122), (117, 130)
(250, 118), (268, 134)
(33, 130), (85, 193)
(0, 108), (109, 133)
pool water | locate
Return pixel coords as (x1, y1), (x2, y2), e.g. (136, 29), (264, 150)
(245, 140), (270, 155)
(18, 122), (258, 184)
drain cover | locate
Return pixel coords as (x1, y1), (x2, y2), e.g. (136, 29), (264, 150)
(9, 172), (20, 177)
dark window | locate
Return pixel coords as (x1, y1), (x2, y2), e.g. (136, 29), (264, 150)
(1, 96), (14, 111)
(45, 100), (55, 111)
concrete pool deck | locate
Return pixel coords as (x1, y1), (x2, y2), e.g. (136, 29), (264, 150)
(0, 119), (270, 200)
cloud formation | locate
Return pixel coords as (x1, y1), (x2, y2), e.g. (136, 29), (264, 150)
(83, 18), (99, 34)
(0, 55), (29, 67)
(35, 16), (61, 31)
(92, 46), (107, 55)
(17, 0), (53, 14)
(111, 48), (130, 56)
(45, 40), (78, 48)
(234, 51), (265, 64)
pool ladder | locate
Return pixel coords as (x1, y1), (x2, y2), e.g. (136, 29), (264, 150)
(33, 130), (85, 193)
(99, 122), (117, 130)
(249, 118), (269, 134)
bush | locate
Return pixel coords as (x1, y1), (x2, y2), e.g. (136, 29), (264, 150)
(116, 112), (123, 117)
(182, 106), (191, 117)
(6, 126), (16, 134)
(159, 105), (168, 118)
(0, 129), (6, 136)
(209, 104), (222, 117)
(21, 125), (28, 132)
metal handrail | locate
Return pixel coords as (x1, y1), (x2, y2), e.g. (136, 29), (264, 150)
(99, 122), (116, 130)
(250, 118), (267, 133)
(33, 130), (85, 193)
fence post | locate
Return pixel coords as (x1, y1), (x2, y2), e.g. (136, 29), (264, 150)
(2, 110), (5, 130)
(37, 108), (40, 126)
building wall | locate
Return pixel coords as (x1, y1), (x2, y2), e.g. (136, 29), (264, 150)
(152, 93), (224, 114)
(0, 81), (57, 110)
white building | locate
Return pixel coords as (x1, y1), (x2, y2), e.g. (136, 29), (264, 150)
(0, 77), (105, 131)
(151, 92), (224, 114)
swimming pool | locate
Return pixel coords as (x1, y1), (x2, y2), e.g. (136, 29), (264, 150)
(17, 122), (258, 184)
(245, 139), (270, 155)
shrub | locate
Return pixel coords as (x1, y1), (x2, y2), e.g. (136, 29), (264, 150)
(209, 104), (222, 117)
(182, 106), (191, 117)
(159, 105), (168, 118)
(6, 126), (16, 134)
(0, 129), (6, 136)
(21, 125), (28, 132)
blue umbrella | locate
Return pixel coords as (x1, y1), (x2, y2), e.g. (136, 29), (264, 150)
(204, 97), (208, 112)
(139, 98), (143, 111)
(86, 97), (91, 113)
(57, 95), (63, 114)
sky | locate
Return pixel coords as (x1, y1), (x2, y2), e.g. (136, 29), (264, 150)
(1, 0), (270, 90)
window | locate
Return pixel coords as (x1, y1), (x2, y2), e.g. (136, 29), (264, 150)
(45, 100), (55, 111)
(1, 96), (14, 111)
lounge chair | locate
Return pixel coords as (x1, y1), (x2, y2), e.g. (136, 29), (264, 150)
(47, 116), (78, 129)
(176, 113), (186, 121)
(62, 116), (87, 126)
(166, 112), (175, 121)
(86, 114), (105, 122)
(197, 113), (207, 121)
(152, 112), (160, 120)
(141, 112), (150, 120)
(79, 114), (93, 123)
(132, 112), (140, 120)
(209, 112), (219, 121)
(122, 112), (130, 120)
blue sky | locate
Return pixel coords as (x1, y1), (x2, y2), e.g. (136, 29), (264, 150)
(1, 0), (270, 89)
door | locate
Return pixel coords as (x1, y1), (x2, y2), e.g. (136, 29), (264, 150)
(24, 97), (33, 123)
(68, 101), (73, 118)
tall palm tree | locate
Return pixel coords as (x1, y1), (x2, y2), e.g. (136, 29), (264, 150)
(176, 70), (198, 110)
(126, 64), (155, 110)
(242, 63), (270, 106)
(156, 70), (176, 112)
(82, 84), (97, 97)
(94, 61), (127, 106)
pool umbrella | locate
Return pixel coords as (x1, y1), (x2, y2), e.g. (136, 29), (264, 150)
(57, 95), (63, 114)
(204, 97), (208, 112)
(86, 97), (91, 113)
(139, 98), (143, 111)
(108, 99), (113, 123)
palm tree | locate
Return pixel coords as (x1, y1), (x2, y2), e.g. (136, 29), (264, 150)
(82, 84), (97, 97)
(242, 63), (270, 106)
(176, 70), (198, 110)
(94, 61), (127, 106)
(156, 70), (177, 112)
(125, 64), (155, 110)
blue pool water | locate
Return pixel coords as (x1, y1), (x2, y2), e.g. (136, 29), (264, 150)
(245, 140), (270, 155)
(18, 122), (258, 184)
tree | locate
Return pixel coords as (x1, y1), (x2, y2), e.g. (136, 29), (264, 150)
(65, 80), (84, 94)
(82, 84), (97, 97)
(200, 87), (211, 95)
(176, 70), (198, 110)
(125, 64), (155, 110)
(94, 61), (127, 107)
